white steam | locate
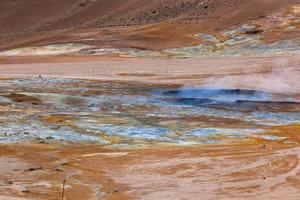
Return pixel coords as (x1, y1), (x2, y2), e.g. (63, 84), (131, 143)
(201, 57), (299, 94)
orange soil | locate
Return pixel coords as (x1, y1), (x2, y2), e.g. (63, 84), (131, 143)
(0, 0), (298, 51)
(1, 127), (300, 200)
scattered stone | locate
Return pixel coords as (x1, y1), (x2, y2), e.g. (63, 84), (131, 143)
(60, 161), (69, 166)
(22, 189), (30, 193)
(35, 137), (47, 144)
(46, 136), (54, 140)
(55, 168), (64, 172)
(245, 29), (263, 34)
(24, 166), (43, 172)
(109, 187), (121, 193)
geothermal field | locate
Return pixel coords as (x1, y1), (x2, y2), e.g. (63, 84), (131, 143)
(0, 0), (300, 200)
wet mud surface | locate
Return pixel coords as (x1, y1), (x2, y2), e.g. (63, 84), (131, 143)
(0, 78), (299, 146)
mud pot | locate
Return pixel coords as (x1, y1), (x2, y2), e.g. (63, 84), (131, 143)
(0, 78), (300, 199)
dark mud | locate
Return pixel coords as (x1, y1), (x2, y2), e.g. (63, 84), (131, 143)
(0, 78), (299, 147)
(161, 88), (300, 112)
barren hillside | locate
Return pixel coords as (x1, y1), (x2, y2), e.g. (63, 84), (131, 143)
(0, 0), (299, 57)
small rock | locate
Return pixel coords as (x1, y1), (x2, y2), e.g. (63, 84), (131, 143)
(114, 188), (120, 193)
(24, 166), (43, 172)
(22, 189), (30, 193)
(245, 29), (263, 34)
(60, 161), (69, 166)
(55, 168), (64, 172)
(110, 187), (121, 193)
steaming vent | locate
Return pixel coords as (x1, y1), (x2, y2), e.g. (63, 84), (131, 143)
(163, 88), (271, 103)
(161, 88), (300, 108)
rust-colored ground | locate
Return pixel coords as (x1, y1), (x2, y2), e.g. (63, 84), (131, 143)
(0, 0), (298, 51)
(1, 125), (300, 200)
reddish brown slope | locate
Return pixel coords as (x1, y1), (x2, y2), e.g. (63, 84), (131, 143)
(1, 0), (298, 32)
(0, 0), (299, 51)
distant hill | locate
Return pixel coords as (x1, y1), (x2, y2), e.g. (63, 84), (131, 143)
(0, 0), (299, 54)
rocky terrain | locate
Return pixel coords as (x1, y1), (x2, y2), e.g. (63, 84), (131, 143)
(0, 0), (299, 59)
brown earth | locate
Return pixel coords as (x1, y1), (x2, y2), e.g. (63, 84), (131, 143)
(1, 124), (300, 200)
(0, 1), (300, 199)
(2, 93), (42, 105)
(0, 0), (299, 51)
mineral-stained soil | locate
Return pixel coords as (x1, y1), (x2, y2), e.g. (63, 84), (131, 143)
(1, 136), (300, 200)
(0, 55), (299, 199)
(0, 1), (300, 199)
(1, 0), (294, 34)
(0, 0), (299, 54)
